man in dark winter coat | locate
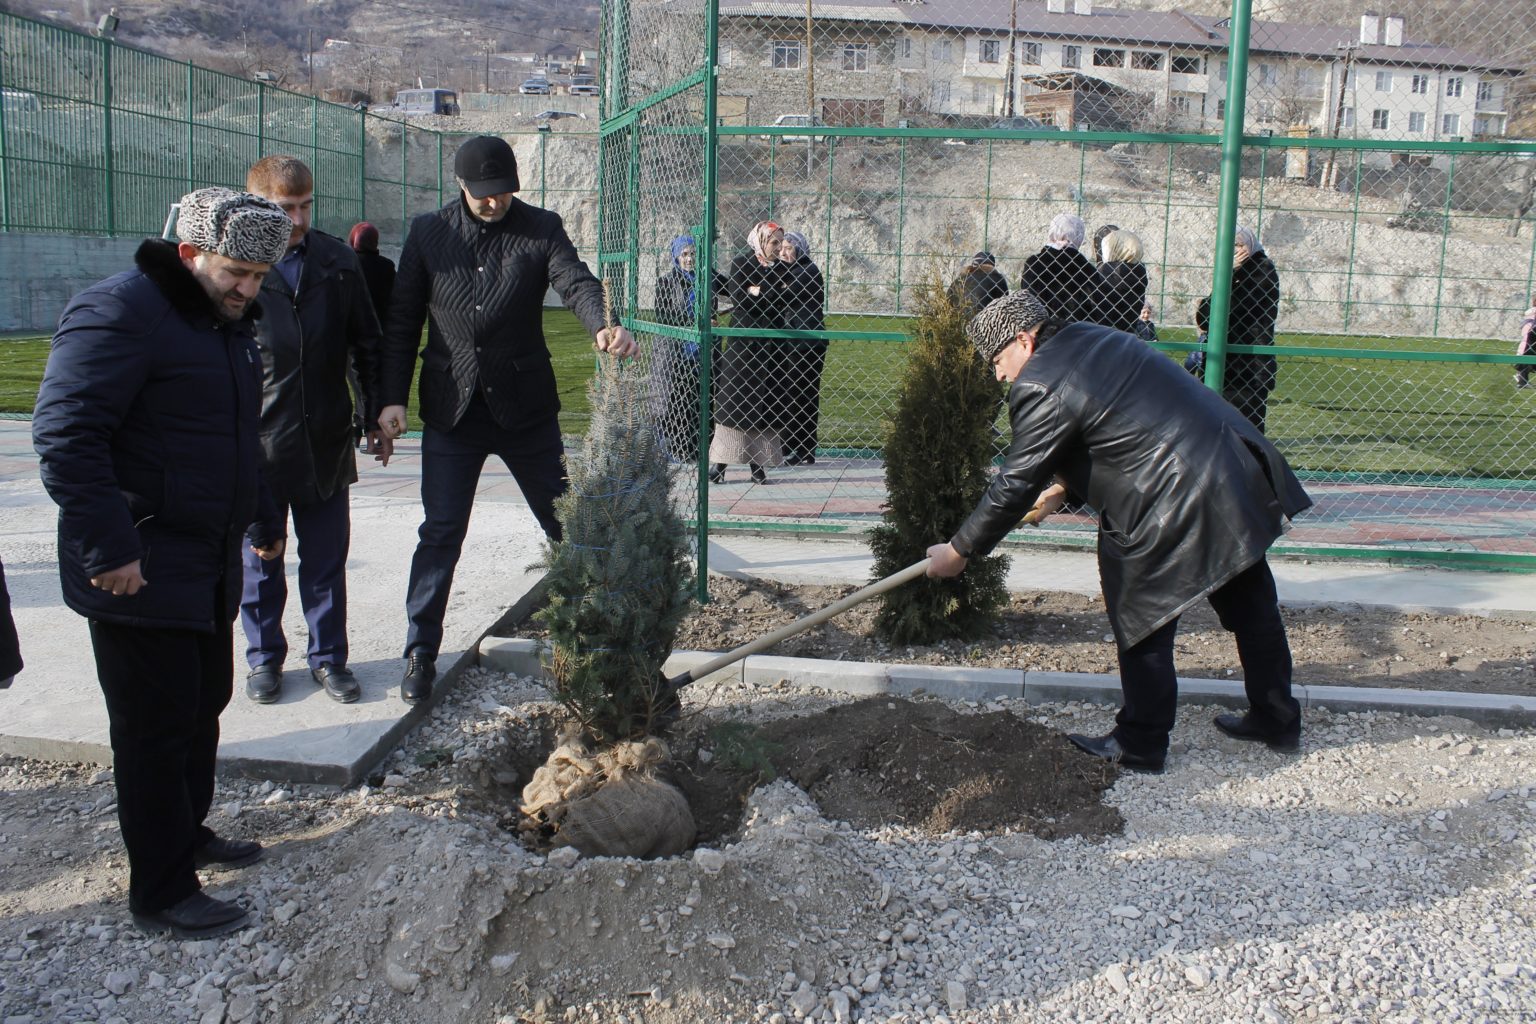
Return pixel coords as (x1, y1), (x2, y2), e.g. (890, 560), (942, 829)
(927, 290), (1313, 773)
(33, 187), (291, 939)
(376, 135), (636, 704)
(242, 156), (388, 705)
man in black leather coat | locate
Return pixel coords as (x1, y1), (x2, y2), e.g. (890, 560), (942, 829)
(241, 156), (388, 706)
(926, 290), (1313, 773)
(376, 135), (636, 705)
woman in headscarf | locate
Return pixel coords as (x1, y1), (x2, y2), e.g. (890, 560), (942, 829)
(947, 251), (1010, 317)
(1018, 212), (1097, 322)
(1196, 224), (1281, 433)
(1089, 229), (1149, 333)
(653, 234), (725, 461)
(713, 220), (789, 484)
(775, 230), (827, 465)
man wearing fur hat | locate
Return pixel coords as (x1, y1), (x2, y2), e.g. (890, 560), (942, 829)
(926, 290), (1312, 774)
(33, 187), (290, 939)
(376, 134), (637, 706)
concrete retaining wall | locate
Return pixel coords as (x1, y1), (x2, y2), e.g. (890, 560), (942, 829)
(0, 233), (141, 333)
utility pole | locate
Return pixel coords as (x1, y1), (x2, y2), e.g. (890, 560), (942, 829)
(307, 28), (314, 93)
(1004, 0), (1018, 117)
(804, 0), (814, 118)
(1323, 41), (1356, 192)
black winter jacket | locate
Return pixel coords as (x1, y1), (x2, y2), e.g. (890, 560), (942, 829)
(655, 267), (724, 328)
(356, 249), (396, 331)
(948, 266), (1009, 316)
(33, 240), (281, 631)
(1088, 260), (1148, 333)
(950, 322), (1311, 649)
(380, 196), (610, 432)
(716, 253), (790, 430)
(1197, 250), (1281, 396)
(778, 255), (826, 335)
(251, 229), (381, 506)
(1019, 246), (1097, 322)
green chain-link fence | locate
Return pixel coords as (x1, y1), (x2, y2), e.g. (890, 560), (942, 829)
(600, 0), (1536, 579)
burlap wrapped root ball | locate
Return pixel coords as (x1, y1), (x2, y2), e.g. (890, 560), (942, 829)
(520, 736), (695, 859)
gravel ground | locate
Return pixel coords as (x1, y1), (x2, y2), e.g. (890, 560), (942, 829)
(2, 666), (1534, 1024)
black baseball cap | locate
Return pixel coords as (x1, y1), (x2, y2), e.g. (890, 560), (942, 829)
(454, 135), (520, 197)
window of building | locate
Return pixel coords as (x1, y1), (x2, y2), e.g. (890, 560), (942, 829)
(1411, 74), (1428, 94)
(980, 39), (1001, 64)
(1477, 81), (1495, 103)
(1256, 62), (1277, 86)
(1022, 42), (1041, 64)
(933, 39), (953, 63)
(841, 43), (869, 71)
(973, 80), (993, 103)
(1062, 45), (1081, 69)
(771, 39), (802, 70)
(1371, 108), (1389, 130)
(1375, 70), (1393, 92)
(1408, 111), (1425, 133)
(931, 80), (950, 106)
(1256, 100), (1276, 121)
(719, 41), (733, 67)
(1217, 60), (1228, 81)
(1093, 48), (1124, 68)
(1216, 99), (1225, 119)
(1474, 115), (1492, 135)
(1169, 95), (1190, 115)
(1442, 112), (1460, 135)
(900, 36), (912, 60)
(1170, 55), (1201, 75)
(1445, 76), (1463, 97)
(1131, 51), (1163, 71)
(1341, 107), (1355, 129)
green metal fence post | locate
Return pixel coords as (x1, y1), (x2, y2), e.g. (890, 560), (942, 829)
(1159, 144), (1174, 319)
(1430, 152), (1457, 338)
(103, 35), (116, 236)
(436, 132), (444, 207)
(626, 126), (642, 316)
(400, 126), (407, 241)
(894, 137), (907, 315)
(1341, 153), (1364, 331)
(257, 83), (266, 159)
(822, 137), (835, 310)
(185, 63), (195, 192)
(358, 108), (367, 227)
(539, 131), (548, 209)
(0, 40), (10, 232)
(1203, 0), (1257, 395)
(696, 0), (723, 602)
(982, 138), (995, 251)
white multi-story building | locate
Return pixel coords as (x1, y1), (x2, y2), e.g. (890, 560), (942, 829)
(715, 0), (1519, 139)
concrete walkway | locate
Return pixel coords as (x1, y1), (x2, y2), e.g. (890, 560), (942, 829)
(1, 418), (1532, 785)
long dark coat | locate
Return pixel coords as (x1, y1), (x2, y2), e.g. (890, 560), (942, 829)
(716, 252), (789, 431)
(653, 265), (725, 460)
(1019, 245), (1097, 322)
(33, 240), (280, 631)
(1198, 250), (1281, 430)
(776, 253), (827, 460)
(950, 322), (1311, 649)
(251, 229), (381, 506)
(1088, 260), (1148, 333)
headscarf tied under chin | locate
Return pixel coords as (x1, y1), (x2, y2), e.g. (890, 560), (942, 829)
(784, 230), (811, 262)
(747, 220), (782, 264)
(1046, 212), (1086, 250)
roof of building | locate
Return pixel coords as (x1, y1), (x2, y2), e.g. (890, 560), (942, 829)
(718, 1), (1520, 74)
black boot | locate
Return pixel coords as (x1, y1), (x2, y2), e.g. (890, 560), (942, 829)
(709, 463), (726, 484)
(750, 462), (768, 484)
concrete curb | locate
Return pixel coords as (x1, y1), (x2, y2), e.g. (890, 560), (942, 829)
(478, 637), (1536, 729)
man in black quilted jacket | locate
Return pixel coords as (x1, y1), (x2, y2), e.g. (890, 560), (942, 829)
(376, 134), (636, 705)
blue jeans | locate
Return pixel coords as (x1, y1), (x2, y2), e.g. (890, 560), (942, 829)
(240, 486), (351, 670)
(403, 406), (565, 657)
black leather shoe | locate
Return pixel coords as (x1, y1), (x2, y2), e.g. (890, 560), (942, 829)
(246, 664), (282, 704)
(132, 892), (250, 939)
(709, 463), (726, 484)
(1214, 713), (1301, 752)
(750, 462), (768, 484)
(1066, 732), (1166, 773)
(194, 836), (263, 869)
(401, 651), (436, 705)
(312, 663), (361, 704)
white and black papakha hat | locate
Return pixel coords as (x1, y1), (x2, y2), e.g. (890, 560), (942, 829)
(967, 289), (1052, 363)
(176, 187), (291, 265)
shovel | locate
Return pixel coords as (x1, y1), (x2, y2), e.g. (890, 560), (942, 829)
(664, 557), (932, 692)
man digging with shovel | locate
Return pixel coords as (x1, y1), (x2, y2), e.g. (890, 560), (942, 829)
(925, 290), (1313, 773)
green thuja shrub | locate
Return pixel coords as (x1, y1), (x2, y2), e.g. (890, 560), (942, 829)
(534, 356), (695, 744)
(869, 274), (1009, 643)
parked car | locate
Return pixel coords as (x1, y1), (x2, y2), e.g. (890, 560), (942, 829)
(568, 75), (598, 97)
(392, 88), (459, 116)
(532, 110), (586, 121)
(519, 78), (552, 96)
(773, 113), (826, 144)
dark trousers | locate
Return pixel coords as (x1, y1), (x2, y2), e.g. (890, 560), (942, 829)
(404, 403), (565, 657)
(89, 589), (233, 914)
(1113, 558), (1300, 757)
(779, 341), (827, 461)
(240, 486), (351, 670)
